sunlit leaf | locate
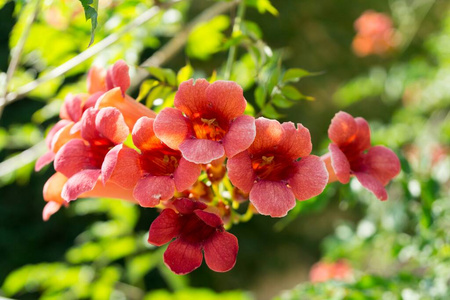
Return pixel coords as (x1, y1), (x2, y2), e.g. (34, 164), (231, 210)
(187, 15), (230, 60)
(177, 64), (194, 85)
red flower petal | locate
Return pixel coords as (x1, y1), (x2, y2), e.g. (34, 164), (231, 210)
(279, 122), (312, 159)
(133, 176), (175, 207)
(148, 209), (180, 246)
(194, 210), (223, 228)
(51, 122), (81, 153)
(96, 89), (156, 129)
(179, 138), (225, 164)
(82, 180), (137, 203)
(222, 115), (256, 158)
(101, 145), (140, 188)
(87, 65), (106, 94)
(173, 158), (201, 192)
(172, 198), (207, 215)
(174, 78), (210, 117)
(95, 107), (129, 144)
(132, 117), (161, 151)
(154, 108), (190, 150)
(35, 151), (55, 172)
(205, 80), (246, 121)
(249, 118), (283, 154)
(227, 151), (256, 193)
(354, 172), (388, 200)
(45, 120), (72, 148)
(54, 139), (92, 177)
(353, 117), (371, 152)
(289, 155), (328, 201)
(42, 201), (62, 221)
(163, 238), (203, 275)
(328, 111), (357, 146)
(63, 94), (83, 122)
(249, 180), (296, 217)
(204, 231), (238, 272)
(105, 60), (130, 96)
(43, 172), (68, 204)
(81, 108), (101, 142)
(62, 169), (102, 201)
(361, 145), (400, 185)
(329, 143), (351, 184)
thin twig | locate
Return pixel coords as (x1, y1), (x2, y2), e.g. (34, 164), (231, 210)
(224, 0), (245, 80)
(0, 0), (42, 118)
(0, 141), (46, 178)
(0, 4), (165, 108)
(131, 0), (239, 89)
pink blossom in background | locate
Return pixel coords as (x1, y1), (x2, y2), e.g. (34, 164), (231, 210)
(309, 260), (353, 283)
(352, 10), (398, 57)
(322, 111), (401, 200)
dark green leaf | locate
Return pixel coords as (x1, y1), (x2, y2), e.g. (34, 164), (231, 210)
(254, 85), (266, 109)
(271, 94), (292, 108)
(281, 85), (302, 100)
(262, 104), (281, 118)
(79, 0), (98, 47)
(282, 68), (310, 83)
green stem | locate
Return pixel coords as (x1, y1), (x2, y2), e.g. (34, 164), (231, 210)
(240, 204), (254, 222)
(224, 0), (246, 80)
(212, 183), (225, 203)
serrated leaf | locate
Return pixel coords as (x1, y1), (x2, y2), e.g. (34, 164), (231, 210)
(177, 64), (194, 85)
(262, 104), (281, 118)
(281, 85), (302, 100)
(271, 94), (293, 108)
(254, 85), (266, 109)
(282, 68), (310, 83)
(79, 0), (98, 47)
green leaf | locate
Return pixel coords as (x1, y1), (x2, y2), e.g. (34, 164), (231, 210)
(162, 69), (177, 86)
(262, 104), (281, 118)
(281, 85), (303, 100)
(254, 85), (266, 109)
(146, 67), (166, 82)
(79, 0), (98, 47)
(177, 64), (194, 85)
(127, 253), (159, 284)
(282, 68), (311, 83)
(137, 79), (159, 102)
(271, 94), (293, 108)
(187, 15), (230, 60)
(246, 0), (279, 16)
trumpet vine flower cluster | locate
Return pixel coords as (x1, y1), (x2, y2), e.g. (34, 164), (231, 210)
(36, 61), (400, 275)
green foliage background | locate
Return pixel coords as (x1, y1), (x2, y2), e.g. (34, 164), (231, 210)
(0, 0), (449, 299)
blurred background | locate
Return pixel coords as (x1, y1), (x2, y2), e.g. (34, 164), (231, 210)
(0, 0), (449, 299)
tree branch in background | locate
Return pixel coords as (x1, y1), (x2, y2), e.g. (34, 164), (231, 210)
(0, 4), (165, 110)
(131, 0), (239, 89)
(0, 0), (42, 118)
(0, 141), (46, 178)
(0, 0), (239, 178)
